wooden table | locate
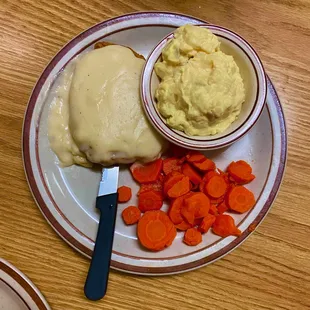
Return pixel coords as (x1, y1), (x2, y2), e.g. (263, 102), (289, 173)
(1, 1), (310, 309)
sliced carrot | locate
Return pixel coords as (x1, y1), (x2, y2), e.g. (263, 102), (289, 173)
(175, 220), (192, 231)
(168, 196), (184, 225)
(163, 157), (182, 175)
(227, 160), (255, 184)
(192, 158), (216, 172)
(138, 180), (162, 195)
(209, 204), (219, 216)
(184, 192), (210, 219)
(199, 170), (219, 193)
(137, 210), (176, 251)
(182, 163), (202, 185)
(183, 228), (202, 246)
(167, 176), (191, 198)
(217, 201), (229, 214)
(138, 190), (163, 212)
(205, 175), (228, 198)
(117, 186), (132, 203)
(122, 206), (141, 225)
(181, 202), (196, 225)
(130, 159), (163, 184)
(212, 214), (241, 237)
(209, 196), (225, 205)
(163, 172), (184, 196)
(186, 151), (206, 163)
(199, 214), (216, 233)
(227, 186), (255, 213)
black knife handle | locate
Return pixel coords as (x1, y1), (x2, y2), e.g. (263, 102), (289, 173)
(84, 193), (118, 300)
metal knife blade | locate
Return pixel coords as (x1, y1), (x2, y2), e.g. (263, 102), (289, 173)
(98, 166), (119, 197)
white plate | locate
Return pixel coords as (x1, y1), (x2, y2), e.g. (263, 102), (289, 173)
(22, 12), (287, 275)
(0, 259), (50, 310)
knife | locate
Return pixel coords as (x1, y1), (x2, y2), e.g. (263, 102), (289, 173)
(84, 166), (119, 300)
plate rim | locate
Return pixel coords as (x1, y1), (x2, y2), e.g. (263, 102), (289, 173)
(22, 11), (287, 275)
(0, 259), (51, 310)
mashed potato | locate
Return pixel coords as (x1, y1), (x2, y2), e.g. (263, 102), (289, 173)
(155, 24), (245, 136)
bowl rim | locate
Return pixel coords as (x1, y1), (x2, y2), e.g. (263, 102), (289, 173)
(141, 23), (267, 150)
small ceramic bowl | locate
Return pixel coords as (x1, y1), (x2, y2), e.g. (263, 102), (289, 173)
(141, 24), (267, 150)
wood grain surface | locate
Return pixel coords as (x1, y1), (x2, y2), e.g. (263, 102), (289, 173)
(0, 0), (310, 309)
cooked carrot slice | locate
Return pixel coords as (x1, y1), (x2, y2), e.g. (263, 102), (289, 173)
(138, 190), (163, 212)
(122, 206), (141, 225)
(205, 175), (228, 198)
(192, 158), (215, 171)
(182, 163), (202, 185)
(209, 204), (219, 216)
(199, 214), (216, 233)
(184, 192), (210, 219)
(163, 157), (182, 175)
(227, 160), (255, 184)
(168, 196), (184, 225)
(138, 180), (162, 195)
(163, 172), (184, 196)
(227, 186), (255, 213)
(117, 186), (132, 203)
(199, 170), (219, 193)
(186, 151), (206, 163)
(175, 220), (192, 231)
(183, 228), (202, 246)
(217, 201), (229, 214)
(137, 210), (176, 251)
(130, 159), (163, 184)
(167, 176), (191, 198)
(212, 214), (241, 237)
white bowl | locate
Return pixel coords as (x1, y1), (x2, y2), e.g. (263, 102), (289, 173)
(141, 24), (267, 150)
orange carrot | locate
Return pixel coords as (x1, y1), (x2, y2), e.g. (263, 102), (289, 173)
(167, 176), (191, 198)
(227, 186), (255, 213)
(199, 171), (218, 193)
(217, 201), (229, 214)
(163, 157), (182, 175)
(181, 202), (196, 225)
(168, 196), (184, 225)
(138, 180), (162, 195)
(209, 196), (225, 205)
(227, 160), (255, 184)
(192, 158), (215, 172)
(205, 175), (228, 198)
(137, 210), (176, 251)
(186, 151), (206, 163)
(130, 159), (163, 184)
(175, 220), (192, 231)
(184, 192), (210, 219)
(138, 190), (163, 212)
(183, 228), (202, 246)
(199, 214), (216, 233)
(209, 204), (219, 216)
(117, 186), (132, 203)
(122, 206), (141, 225)
(182, 163), (202, 185)
(163, 172), (184, 196)
(212, 214), (241, 237)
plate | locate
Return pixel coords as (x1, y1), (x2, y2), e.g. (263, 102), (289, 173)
(22, 12), (287, 275)
(0, 259), (50, 310)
